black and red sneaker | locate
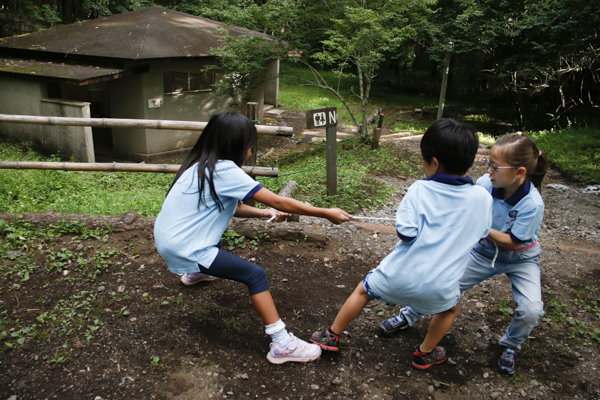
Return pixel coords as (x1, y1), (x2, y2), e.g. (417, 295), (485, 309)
(412, 346), (448, 369)
(310, 326), (340, 351)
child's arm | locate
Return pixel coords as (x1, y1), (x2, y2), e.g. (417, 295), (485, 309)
(234, 203), (290, 222)
(251, 187), (351, 224)
(487, 228), (524, 250)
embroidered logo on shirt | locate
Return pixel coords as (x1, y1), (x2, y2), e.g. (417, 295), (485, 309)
(508, 210), (518, 218)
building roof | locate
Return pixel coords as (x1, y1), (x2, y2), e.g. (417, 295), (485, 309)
(0, 57), (126, 84)
(0, 6), (270, 61)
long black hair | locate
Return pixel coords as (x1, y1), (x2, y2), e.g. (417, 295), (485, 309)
(167, 112), (258, 211)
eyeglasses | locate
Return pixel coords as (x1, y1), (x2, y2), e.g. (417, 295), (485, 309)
(486, 159), (517, 171)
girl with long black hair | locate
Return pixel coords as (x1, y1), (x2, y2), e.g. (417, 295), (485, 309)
(154, 112), (351, 364)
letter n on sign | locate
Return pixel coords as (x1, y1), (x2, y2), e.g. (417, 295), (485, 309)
(306, 107), (337, 129)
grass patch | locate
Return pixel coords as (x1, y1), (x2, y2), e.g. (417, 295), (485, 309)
(530, 128), (600, 183)
(0, 137), (424, 215)
(260, 141), (422, 211)
(0, 143), (172, 216)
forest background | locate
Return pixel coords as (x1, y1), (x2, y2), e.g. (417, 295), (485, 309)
(1, 0), (599, 131)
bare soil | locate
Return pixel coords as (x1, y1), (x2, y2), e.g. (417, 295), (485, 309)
(1, 118), (600, 400)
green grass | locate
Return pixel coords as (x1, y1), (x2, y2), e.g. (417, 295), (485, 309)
(259, 141), (422, 211)
(0, 143), (172, 216)
(0, 139), (423, 214)
(530, 128), (600, 183)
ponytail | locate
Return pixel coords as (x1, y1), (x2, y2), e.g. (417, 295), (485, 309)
(530, 150), (548, 192)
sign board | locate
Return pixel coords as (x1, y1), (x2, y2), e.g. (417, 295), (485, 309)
(148, 97), (163, 109)
(306, 107), (337, 129)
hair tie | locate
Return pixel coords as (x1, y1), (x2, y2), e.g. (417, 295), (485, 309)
(538, 150), (542, 156)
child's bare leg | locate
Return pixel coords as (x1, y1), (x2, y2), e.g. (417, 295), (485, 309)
(331, 282), (374, 334)
(251, 290), (280, 325)
(420, 303), (461, 352)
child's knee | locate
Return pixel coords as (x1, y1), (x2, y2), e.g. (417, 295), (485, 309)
(516, 298), (544, 325)
(246, 265), (269, 295)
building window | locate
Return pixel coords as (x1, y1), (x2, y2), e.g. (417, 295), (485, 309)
(164, 71), (214, 94)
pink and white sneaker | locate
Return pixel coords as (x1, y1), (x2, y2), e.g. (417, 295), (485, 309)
(266, 333), (322, 364)
(180, 273), (217, 286)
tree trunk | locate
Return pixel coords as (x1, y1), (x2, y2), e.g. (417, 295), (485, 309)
(437, 52), (451, 121)
(62, 0), (74, 24)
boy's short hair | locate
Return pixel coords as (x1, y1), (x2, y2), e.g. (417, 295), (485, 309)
(420, 119), (479, 176)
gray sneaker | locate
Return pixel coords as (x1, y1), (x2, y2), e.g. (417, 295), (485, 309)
(180, 273), (217, 286)
(498, 347), (517, 374)
(380, 314), (408, 337)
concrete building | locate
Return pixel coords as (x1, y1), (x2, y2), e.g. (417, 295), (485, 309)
(0, 6), (279, 162)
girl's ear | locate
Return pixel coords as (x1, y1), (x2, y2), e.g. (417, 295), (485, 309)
(515, 166), (527, 180)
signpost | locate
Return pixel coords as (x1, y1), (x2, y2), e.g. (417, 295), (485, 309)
(306, 107), (337, 196)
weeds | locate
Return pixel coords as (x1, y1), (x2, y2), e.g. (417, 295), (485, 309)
(223, 230), (246, 250)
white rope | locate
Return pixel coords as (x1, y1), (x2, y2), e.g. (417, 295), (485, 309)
(490, 240), (499, 269)
(351, 216), (396, 221)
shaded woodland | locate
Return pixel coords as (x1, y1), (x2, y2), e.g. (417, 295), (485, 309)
(1, 0), (599, 129)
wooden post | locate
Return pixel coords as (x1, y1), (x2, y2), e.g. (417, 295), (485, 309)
(437, 51), (451, 121)
(326, 125), (337, 196)
(371, 112), (384, 150)
(246, 102), (259, 166)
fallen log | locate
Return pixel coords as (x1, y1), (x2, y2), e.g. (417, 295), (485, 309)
(229, 218), (325, 242)
(0, 211), (327, 243)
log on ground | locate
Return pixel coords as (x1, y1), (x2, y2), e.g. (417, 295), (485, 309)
(0, 211), (327, 243)
(228, 218), (325, 243)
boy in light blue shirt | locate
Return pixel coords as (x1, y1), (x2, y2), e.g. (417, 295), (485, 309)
(311, 119), (493, 369)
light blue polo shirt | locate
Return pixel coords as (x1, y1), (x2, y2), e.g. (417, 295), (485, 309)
(154, 160), (262, 274)
(476, 174), (544, 246)
(366, 174), (493, 314)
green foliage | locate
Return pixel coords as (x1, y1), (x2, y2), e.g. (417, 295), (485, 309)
(222, 230), (246, 250)
(530, 128), (600, 183)
(279, 62), (432, 134)
(207, 31), (285, 104)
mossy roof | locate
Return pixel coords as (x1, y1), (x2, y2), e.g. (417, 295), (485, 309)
(0, 6), (270, 60)
(0, 57), (124, 83)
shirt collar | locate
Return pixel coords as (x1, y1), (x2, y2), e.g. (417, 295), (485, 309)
(423, 173), (474, 186)
(491, 180), (531, 206)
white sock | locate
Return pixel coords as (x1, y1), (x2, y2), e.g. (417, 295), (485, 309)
(265, 319), (290, 348)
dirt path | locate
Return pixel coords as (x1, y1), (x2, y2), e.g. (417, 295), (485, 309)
(0, 136), (599, 400)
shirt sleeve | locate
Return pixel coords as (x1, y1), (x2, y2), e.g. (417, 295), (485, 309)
(476, 174), (493, 193)
(509, 204), (544, 243)
(396, 183), (419, 241)
(214, 162), (262, 202)
(481, 190), (493, 239)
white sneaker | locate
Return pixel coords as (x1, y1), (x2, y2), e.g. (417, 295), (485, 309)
(266, 333), (322, 364)
(180, 273), (217, 286)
